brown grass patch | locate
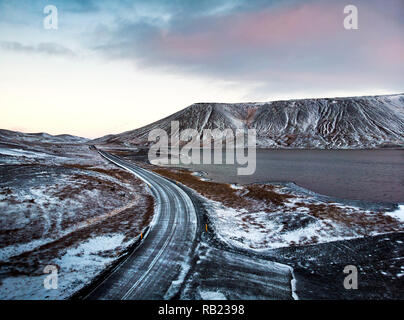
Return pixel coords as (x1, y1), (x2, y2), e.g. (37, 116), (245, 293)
(152, 167), (293, 211)
(305, 203), (400, 232)
(153, 167), (249, 209)
(244, 184), (293, 206)
(63, 163), (134, 182)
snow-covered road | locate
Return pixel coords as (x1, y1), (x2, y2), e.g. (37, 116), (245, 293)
(83, 150), (197, 299)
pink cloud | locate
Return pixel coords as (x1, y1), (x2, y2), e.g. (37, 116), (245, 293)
(159, 3), (342, 59)
(376, 39), (404, 64)
(229, 4), (340, 46)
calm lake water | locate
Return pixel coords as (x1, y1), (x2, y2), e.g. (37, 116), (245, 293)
(171, 149), (404, 203)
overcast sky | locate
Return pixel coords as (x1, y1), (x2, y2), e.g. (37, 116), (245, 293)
(0, 0), (403, 138)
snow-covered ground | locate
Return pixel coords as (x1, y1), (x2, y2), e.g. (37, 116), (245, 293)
(205, 194), (404, 250)
(0, 134), (153, 299)
(0, 148), (50, 159)
(386, 205), (404, 223)
(0, 234), (133, 300)
(153, 167), (404, 252)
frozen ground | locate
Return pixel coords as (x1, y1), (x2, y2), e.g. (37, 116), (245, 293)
(204, 188), (404, 251)
(0, 132), (153, 299)
(150, 167), (404, 251)
(149, 166), (404, 299)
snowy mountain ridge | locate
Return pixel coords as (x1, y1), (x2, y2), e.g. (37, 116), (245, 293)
(95, 93), (404, 149)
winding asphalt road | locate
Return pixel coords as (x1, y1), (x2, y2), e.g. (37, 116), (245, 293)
(84, 150), (197, 300)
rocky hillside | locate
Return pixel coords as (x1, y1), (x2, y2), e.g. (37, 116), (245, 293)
(93, 93), (404, 149)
